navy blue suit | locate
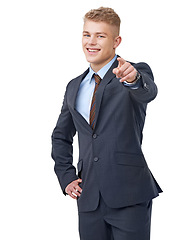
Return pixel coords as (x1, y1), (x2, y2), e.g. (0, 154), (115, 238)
(51, 58), (162, 239)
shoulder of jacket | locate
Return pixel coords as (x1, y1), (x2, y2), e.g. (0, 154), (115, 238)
(66, 68), (89, 88)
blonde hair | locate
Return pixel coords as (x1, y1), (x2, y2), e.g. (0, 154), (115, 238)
(84, 7), (121, 34)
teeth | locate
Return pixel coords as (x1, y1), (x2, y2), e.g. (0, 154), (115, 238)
(88, 49), (99, 52)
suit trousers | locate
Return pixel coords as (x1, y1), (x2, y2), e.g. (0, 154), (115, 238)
(78, 194), (152, 240)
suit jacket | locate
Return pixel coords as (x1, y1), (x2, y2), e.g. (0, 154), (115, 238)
(51, 58), (162, 212)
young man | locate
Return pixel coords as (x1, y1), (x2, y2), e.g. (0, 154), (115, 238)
(51, 7), (162, 240)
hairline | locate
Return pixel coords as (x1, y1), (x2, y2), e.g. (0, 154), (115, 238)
(83, 19), (120, 37)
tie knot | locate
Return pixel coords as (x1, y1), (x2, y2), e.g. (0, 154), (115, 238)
(94, 74), (101, 85)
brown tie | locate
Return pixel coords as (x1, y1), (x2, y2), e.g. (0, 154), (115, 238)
(90, 74), (102, 129)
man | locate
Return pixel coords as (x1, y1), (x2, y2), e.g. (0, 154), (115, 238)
(51, 7), (162, 240)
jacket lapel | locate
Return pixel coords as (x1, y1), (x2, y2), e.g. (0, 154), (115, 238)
(70, 68), (89, 110)
(70, 69), (93, 133)
(70, 58), (118, 132)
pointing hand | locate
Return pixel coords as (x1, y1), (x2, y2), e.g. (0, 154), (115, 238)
(113, 57), (138, 83)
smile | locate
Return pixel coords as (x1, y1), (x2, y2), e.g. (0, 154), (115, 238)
(87, 48), (101, 53)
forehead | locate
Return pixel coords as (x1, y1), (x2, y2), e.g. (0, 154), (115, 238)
(83, 20), (113, 34)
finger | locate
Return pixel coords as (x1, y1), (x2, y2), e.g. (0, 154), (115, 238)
(117, 57), (126, 68)
(72, 180), (82, 189)
(113, 68), (119, 75)
(113, 68), (118, 75)
(71, 183), (81, 195)
(70, 178), (82, 187)
(67, 190), (77, 199)
(76, 179), (82, 183)
(72, 188), (81, 197)
(116, 62), (130, 77)
(120, 71), (136, 82)
(70, 194), (77, 199)
(114, 62), (130, 79)
(122, 65), (135, 78)
(75, 185), (82, 193)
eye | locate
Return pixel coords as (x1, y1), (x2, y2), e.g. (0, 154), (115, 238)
(98, 35), (105, 38)
(83, 34), (90, 38)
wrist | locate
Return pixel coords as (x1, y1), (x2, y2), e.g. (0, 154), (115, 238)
(126, 71), (141, 84)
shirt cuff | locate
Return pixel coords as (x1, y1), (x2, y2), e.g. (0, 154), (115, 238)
(123, 78), (142, 89)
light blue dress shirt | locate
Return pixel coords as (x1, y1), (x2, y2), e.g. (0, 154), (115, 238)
(75, 55), (117, 123)
(75, 55), (140, 123)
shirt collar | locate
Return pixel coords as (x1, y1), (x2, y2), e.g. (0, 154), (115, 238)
(88, 55), (117, 83)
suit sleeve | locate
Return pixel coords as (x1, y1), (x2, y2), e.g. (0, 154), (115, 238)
(51, 84), (78, 195)
(128, 62), (158, 103)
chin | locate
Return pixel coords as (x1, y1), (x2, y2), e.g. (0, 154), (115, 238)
(85, 55), (100, 64)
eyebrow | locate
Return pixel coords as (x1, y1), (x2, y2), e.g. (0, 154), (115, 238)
(83, 31), (108, 36)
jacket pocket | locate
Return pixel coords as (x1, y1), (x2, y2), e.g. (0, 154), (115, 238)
(114, 152), (147, 168)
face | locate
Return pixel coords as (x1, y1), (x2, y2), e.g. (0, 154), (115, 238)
(82, 20), (121, 72)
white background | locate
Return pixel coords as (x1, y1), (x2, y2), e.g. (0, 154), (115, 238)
(0, 0), (181, 239)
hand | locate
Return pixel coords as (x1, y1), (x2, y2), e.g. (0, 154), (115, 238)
(65, 179), (82, 199)
(113, 57), (137, 83)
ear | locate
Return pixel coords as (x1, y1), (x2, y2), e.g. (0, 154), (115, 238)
(113, 36), (122, 49)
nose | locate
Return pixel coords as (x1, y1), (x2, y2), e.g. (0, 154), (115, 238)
(88, 35), (97, 45)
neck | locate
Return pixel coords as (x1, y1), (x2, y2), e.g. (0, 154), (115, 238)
(90, 54), (116, 73)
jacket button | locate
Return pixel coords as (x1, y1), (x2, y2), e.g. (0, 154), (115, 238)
(93, 134), (97, 139)
(94, 157), (99, 162)
(144, 83), (149, 90)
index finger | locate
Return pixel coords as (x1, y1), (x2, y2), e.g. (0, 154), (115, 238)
(117, 57), (126, 67)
